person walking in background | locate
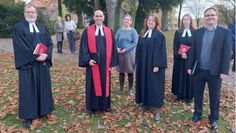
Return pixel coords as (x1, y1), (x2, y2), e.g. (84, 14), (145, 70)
(135, 13), (167, 121)
(12, 4), (54, 128)
(55, 16), (64, 54)
(228, 21), (235, 72)
(171, 14), (195, 103)
(79, 10), (118, 114)
(115, 14), (138, 95)
(64, 14), (77, 53)
(187, 7), (232, 130)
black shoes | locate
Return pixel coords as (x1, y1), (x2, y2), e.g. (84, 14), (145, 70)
(104, 108), (112, 112)
(191, 115), (202, 122)
(23, 119), (32, 129)
(209, 121), (218, 130)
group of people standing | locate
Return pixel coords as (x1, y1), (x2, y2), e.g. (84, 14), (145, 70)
(12, 3), (233, 131)
(54, 14), (78, 54)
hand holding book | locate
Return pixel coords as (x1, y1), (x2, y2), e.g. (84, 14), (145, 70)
(33, 43), (48, 54)
(178, 44), (190, 55)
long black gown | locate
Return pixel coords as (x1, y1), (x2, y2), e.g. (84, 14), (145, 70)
(79, 28), (118, 111)
(12, 20), (54, 119)
(171, 30), (193, 101)
(135, 30), (167, 108)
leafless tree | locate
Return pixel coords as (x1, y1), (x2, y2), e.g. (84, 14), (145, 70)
(185, 0), (206, 27)
(213, 0), (235, 25)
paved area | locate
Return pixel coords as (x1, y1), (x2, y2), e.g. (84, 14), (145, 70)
(0, 37), (235, 88)
(0, 36), (79, 61)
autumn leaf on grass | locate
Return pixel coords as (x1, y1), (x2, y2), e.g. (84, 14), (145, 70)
(198, 126), (208, 133)
(198, 119), (209, 129)
(47, 114), (58, 125)
(30, 118), (43, 130)
(68, 100), (76, 106)
(76, 102), (85, 111)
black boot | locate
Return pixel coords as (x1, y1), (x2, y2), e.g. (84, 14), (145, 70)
(118, 73), (125, 92)
(57, 42), (60, 53)
(59, 41), (63, 53)
(128, 73), (134, 95)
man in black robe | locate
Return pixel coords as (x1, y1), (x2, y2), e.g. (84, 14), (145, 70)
(12, 4), (54, 128)
(79, 10), (118, 114)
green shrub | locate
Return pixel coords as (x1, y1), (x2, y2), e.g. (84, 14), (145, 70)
(0, 1), (55, 37)
(0, 2), (25, 37)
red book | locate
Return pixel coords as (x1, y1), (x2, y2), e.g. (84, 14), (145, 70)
(178, 44), (190, 55)
(33, 43), (48, 54)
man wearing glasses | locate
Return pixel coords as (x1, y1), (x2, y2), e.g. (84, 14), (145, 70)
(187, 7), (232, 130)
(12, 3), (54, 128)
(79, 10), (118, 114)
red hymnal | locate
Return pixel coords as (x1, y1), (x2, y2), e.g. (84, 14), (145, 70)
(33, 43), (47, 54)
(178, 44), (190, 54)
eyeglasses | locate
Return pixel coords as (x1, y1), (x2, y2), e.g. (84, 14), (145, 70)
(25, 11), (36, 14)
(95, 15), (103, 17)
(205, 14), (216, 17)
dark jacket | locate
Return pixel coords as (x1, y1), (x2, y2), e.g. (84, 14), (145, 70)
(187, 26), (232, 76)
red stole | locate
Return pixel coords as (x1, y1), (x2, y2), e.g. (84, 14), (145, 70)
(87, 24), (112, 97)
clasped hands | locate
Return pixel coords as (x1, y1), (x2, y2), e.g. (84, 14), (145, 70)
(36, 53), (47, 61)
(117, 48), (126, 54)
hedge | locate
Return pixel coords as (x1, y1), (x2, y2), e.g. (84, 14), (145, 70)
(0, 2), (55, 38)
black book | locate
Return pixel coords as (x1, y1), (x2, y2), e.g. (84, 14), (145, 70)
(192, 60), (198, 75)
(90, 53), (100, 64)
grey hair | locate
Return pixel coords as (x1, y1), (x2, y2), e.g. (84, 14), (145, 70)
(24, 3), (37, 13)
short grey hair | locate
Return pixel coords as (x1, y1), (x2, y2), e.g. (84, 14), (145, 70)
(24, 3), (37, 13)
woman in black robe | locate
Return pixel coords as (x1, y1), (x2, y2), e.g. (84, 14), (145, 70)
(135, 13), (167, 121)
(171, 14), (195, 103)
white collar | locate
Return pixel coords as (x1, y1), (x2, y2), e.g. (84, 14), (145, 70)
(95, 25), (104, 36)
(143, 29), (153, 38)
(29, 23), (39, 33)
(182, 28), (191, 37)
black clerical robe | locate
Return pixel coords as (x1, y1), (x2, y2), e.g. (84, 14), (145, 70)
(79, 25), (118, 111)
(12, 20), (54, 119)
(171, 30), (193, 100)
(135, 30), (167, 108)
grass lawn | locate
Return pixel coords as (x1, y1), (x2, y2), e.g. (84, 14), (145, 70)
(0, 31), (234, 132)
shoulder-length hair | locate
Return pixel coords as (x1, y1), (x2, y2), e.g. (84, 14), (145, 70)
(140, 13), (162, 36)
(178, 14), (195, 32)
(65, 14), (71, 21)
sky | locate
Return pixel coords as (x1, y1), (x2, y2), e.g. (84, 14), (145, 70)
(178, 0), (220, 18)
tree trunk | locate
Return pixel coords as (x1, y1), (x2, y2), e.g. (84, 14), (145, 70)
(161, 9), (169, 31)
(119, 0), (139, 29)
(105, 0), (118, 30)
(196, 18), (200, 28)
(58, 0), (62, 17)
(178, 2), (183, 28)
(94, 0), (100, 11)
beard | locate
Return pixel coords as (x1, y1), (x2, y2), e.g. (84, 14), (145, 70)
(25, 17), (37, 23)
